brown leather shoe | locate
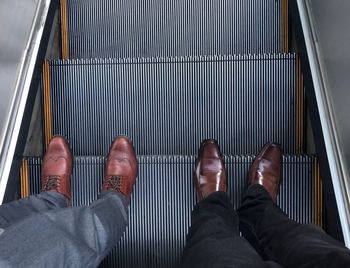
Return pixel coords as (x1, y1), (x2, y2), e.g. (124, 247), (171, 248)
(102, 136), (138, 199)
(41, 136), (73, 206)
(194, 139), (227, 201)
(248, 143), (283, 202)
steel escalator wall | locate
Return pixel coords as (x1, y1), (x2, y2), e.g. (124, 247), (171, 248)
(0, 0), (58, 203)
(290, 0), (350, 245)
(21, 155), (321, 268)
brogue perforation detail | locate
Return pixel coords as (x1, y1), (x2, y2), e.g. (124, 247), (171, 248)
(42, 175), (61, 192)
(103, 175), (123, 192)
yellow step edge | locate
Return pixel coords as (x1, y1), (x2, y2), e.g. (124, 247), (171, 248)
(313, 159), (324, 228)
(20, 159), (29, 199)
(60, 0), (69, 59)
(42, 60), (53, 151)
(282, 0), (289, 53)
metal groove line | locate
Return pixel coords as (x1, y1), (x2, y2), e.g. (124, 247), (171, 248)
(47, 54), (298, 155)
(66, 0), (282, 58)
(295, 56), (304, 153)
(26, 154), (318, 268)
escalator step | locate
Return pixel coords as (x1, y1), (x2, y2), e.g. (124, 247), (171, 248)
(46, 54), (300, 155)
(65, 0), (283, 58)
(26, 155), (319, 268)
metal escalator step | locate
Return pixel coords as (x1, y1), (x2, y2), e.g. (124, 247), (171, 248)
(46, 54), (299, 155)
(26, 155), (319, 268)
(66, 0), (282, 58)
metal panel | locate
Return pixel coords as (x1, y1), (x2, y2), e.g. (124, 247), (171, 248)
(0, 0), (55, 204)
(48, 54), (297, 155)
(27, 154), (316, 268)
(0, 1), (36, 133)
(66, 0), (282, 58)
(297, 0), (350, 246)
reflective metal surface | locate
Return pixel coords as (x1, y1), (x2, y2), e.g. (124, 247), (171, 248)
(0, 0), (52, 203)
(0, 0), (37, 148)
(297, 0), (350, 246)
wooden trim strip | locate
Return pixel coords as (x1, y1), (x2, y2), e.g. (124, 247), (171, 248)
(60, 0), (69, 59)
(313, 159), (324, 227)
(20, 159), (29, 199)
(42, 60), (53, 150)
(282, 0), (289, 52)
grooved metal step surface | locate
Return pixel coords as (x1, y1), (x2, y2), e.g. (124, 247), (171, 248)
(66, 0), (282, 58)
(48, 54), (298, 156)
(27, 155), (317, 268)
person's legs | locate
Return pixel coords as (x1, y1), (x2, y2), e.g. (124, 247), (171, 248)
(182, 140), (280, 268)
(0, 191), (128, 268)
(0, 192), (67, 228)
(182, 191), (277, 268)
(0, 136), (72, 228)
(0, 136), (138, 268)
(238, 143), (350, 268)
(88, 191), (129, 258)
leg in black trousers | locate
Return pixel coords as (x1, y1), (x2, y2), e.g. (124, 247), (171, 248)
(182, 191), (280, 268)
(182, 140), (280, 268)
(183, 140), (350, 268)
(238, 184), (350, 268)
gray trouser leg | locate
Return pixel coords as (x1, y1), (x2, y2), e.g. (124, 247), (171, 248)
(0, 192), (67, 228)
(0, 191), (128, 268)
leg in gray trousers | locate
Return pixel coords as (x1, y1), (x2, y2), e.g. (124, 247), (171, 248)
(0, 191), (128, 268)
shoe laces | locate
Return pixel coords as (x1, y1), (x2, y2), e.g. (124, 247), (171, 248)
(42, 175), (60, 191)
(103, 175), (123, 192)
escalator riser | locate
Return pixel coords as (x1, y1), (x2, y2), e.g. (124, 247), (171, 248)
(47, 54), (298, 155)
(66, 0), (282, 58)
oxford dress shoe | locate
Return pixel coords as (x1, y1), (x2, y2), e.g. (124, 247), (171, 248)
(41, 136), (73, 206)
(248, 143), (283, 202)
(194, 139), (227, 201)
(101, 136), (138, 199)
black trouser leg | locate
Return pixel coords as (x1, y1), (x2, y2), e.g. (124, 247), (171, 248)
(238, 184), (350, 268)
(182, 191), (280, 268)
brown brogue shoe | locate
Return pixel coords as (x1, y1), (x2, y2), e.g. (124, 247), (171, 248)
(102, 136), (138, 199)
(248, 143), (283, 202)
(194, 139), (227, 201)
(41, 136), (73, 206)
